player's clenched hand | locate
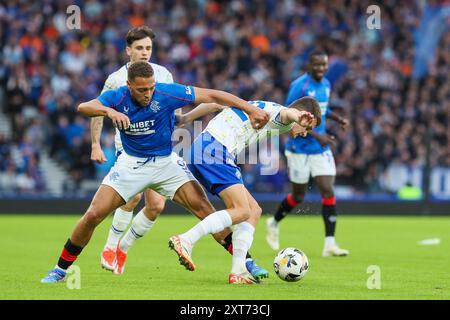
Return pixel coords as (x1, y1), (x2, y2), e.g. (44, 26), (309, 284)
(91, 144), (107, 164)
(249, 108), (270, 129)
(106, 109), (130, 130)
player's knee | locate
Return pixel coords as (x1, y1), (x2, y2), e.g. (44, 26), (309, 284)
(84, 207), (105, 227)
(148, 202), (165, 214)
(233, 204), (252, 221)
(143, 200), (165, 220)
(122, 193), (142, 211)
(251, 204), (262, 219)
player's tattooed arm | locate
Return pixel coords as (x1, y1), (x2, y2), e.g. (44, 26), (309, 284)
(78, 99), (130, 130)
(90, 81), (116, 163)
(175, 103), (227, 125)
(90, 117), (107, 164)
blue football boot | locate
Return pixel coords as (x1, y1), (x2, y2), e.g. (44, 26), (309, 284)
(41, 268), (66, 283)
(246, 259), (269, 280)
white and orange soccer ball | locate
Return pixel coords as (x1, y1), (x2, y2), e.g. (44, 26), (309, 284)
(273, 247), (309, 282)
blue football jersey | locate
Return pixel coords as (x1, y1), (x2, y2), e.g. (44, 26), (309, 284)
(98, 83), (195, 157)
(285, 73), (331, 154)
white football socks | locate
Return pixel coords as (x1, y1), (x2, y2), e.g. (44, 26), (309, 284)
(231, 222), (255, 275)
(180, 210), (232, 246)
(119, 209), (155, 252)
(325, 236), (336, 248)
(105, 208), (133, 249)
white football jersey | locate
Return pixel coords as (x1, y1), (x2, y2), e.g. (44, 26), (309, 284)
(101, 62), (174, 151)
(204, 100), (294, 156)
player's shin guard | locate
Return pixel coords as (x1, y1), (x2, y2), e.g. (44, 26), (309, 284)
(322, 197), (337, 237)
(273, 194), (299, 222)
(57, 239), (83, 270)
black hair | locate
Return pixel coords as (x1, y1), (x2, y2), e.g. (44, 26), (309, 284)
(128, 61), (154, 81)
(309, 50), (328, 62)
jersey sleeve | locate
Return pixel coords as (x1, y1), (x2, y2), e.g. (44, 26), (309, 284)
(165, 83), (196, 110)
(267, 105), (294, 135)
(165, 70), (174, 84)
(97, 89), (121, 109)
(101, 74), (119, 94)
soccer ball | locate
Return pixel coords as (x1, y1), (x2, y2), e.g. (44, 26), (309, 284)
(273, 247), (309, 282)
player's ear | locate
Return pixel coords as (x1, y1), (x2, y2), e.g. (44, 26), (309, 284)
(126, 46), (131, 57)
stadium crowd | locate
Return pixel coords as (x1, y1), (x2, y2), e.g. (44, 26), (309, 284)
(0, 0), (449, 195)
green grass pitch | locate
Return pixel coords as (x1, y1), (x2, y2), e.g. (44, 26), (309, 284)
(0, 214), (449, 300)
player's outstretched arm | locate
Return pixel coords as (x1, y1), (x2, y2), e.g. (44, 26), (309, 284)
(176, 103), (227, 125)
(193, 87), (269, 129)
(78, 99), (130, 130)
(90, 117), (107, 164)
(280, 108), (317, 137)
(280, 108), (312, 124)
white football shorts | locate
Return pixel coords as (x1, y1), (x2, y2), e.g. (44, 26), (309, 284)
(285, 149), (336, 184)
(102, 151), (196, 202)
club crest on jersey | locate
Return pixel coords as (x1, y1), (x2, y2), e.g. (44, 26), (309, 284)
(150, 101), (160, 112)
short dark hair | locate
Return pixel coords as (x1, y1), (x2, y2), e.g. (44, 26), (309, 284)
(126, 26), (156, 46)
(309, 50), (327, 62)
(128, 61), (154, 81)
(288, 96), (322, 127)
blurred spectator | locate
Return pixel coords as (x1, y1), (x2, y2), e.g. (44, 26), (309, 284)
(0, 0), (449, 196)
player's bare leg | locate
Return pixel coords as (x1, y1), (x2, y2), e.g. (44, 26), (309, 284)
(114, 189), (166, 274)
(72, 185), (126, 246)
(101, 192), (142, 271)
(42, 185), (125, 283)
(314, 175), (349, 257)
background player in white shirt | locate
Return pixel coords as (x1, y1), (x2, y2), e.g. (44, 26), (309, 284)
(90, 26), (175, 272)
(169, 97), (322, 284)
